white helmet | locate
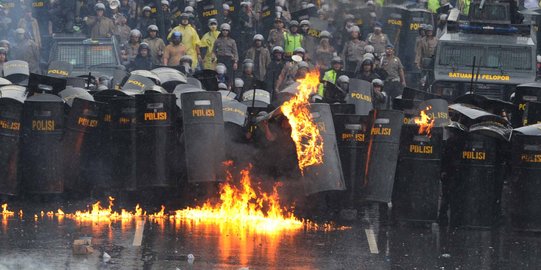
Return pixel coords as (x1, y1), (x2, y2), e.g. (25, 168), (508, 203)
(253, 34), (264, 41)
(184, 6), (194, 13)
(220, 23), (231, 31)
(130, 29), (142, 37)
(372, 79), (384, 86)
(235, 78), (244, 88)
(216, 63), (227, 74)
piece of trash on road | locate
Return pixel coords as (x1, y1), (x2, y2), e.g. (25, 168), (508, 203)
(103, 252), (111, 263)
(187, 254), (195, 264)
(441, 253), (451, 258)
(73, 238), (93, 255)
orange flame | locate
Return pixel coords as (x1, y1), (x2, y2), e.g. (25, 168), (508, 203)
(68, 197), (144, 222)
(414, 106), (435, 137)
(1, 204), (14, 216)
(173, 164), (303, 233)
(281, 70), (324, 173)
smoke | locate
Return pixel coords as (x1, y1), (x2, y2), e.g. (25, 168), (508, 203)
(0, 253), (96, 270)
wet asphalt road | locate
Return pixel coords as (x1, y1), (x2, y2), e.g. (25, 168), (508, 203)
(0, 198), (541, 270)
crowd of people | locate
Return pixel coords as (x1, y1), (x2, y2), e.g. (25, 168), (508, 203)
(0, 0), (447, 106)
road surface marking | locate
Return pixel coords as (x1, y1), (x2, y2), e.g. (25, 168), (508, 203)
(132, 219), (145, 246)
(365, 229), (379, 254)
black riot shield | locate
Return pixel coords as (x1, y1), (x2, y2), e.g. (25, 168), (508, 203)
(2, 60), (29, 85)
(381, 5), (407, 54)
(174, 85), (204, 110)
(523, 101), (541, 126)
(346, 79), (373, 115)
(223, 99), (248, 127)
(111, 96), (137, 191)
(62, 98), (104, 193)
(260, 0), (276, 37)
(58, 87), (94, 107)
(401, 8), (433, 71)
(392, 99), (448, 222)
(112, 69), (129, 90)
(510, 124), (541, 231)
(193, 69), (218, 92)
(151, 68), (187, 93)
(187, 77), (203, 88)
(333, 114), (370, 207)
(136, 93), (176, 188)
(0, 98), (24, 195)
(512, 82), (541, 128)
(223, 100), (248, 159)
(197, 0), (224, 33)
(302, 103), (346, 195)
(181, 91), (226, 183)
(352, 7), (373, 37)
(241, 89), (271, 112)
(20, 94), (65, 194)
(123, 74), (156, 92)
(363, 109), (404, 202)
(47, 61), (73, 78)
(291, 6), (318, 22)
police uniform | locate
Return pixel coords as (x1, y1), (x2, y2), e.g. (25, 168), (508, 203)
(367, 33), (389, 56)
(86, 16), (115, 39)
(245, 46), (271, 81)
(284, 32), (303, 56)
(13, 38), (40, 74)
(143, 37), (166, 66)
(318, 69), (339, 96)
(213, 36), (238, 74)
(267, 28), (287, 49)
(415, 36), (438, 69)
(379, 54), (404, 98)
(342, 39), (367, 73)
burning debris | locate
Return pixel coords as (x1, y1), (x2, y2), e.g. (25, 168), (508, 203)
(281, 70), (325, 173)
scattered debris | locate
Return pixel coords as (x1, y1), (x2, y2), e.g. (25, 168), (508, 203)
(72, 237), (93, 255)
(187, 254), (195, 264)
(103, 252), (111, 263)
(441, 253), (451, 258)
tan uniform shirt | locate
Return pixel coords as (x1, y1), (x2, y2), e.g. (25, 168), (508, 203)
(143, 37), (166, 66)
(380, 55), (404, 81)
(87, 16), (115, 39)
(213, 37), (238, 61)
(415, 36), (438, 67)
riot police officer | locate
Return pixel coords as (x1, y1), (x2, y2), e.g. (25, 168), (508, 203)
(85, 3), (115, 39)
(143, 25), (166, 66)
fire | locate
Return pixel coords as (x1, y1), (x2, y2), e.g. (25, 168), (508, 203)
(68, 197), (144, 222)
(414, 106), (435, 137)
(174, 165), (303, 233)
(281, 70), (324, 173)
(1, 204), (14, 216)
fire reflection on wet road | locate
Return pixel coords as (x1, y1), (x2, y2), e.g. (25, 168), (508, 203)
(1, 202), (541, 269)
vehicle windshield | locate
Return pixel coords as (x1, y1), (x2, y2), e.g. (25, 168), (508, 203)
(439, 44), (532, 70)
(52, 43), (117, 69)
(469, 3), (509, 21)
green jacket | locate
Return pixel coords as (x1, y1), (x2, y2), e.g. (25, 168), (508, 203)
(318, 69), (338, 96)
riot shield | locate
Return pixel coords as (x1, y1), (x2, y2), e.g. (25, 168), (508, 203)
(66, 77), (87, 88)
(363, 109), (404, 202)
(454, 93), (515, 116)
(333, 114), (371, 207)
(173, 85), (204, 109)
(241, 89), (271, 110)
(352, 7), (373, 37)
(2, 60), (29, 85)
(260, 0), (277, 37)
(381, 5), (407, 54)
(223, 99), (247, 127)
(123, 74), (156, 92)
(323, 82), (347, 103)
(0, 78), (11, 86)
(346, 79), (373, 115)
(291, 6), (318, 22)
(512, 82), (541, 127)
(401, 8), (434, 71)
(523, 101), (541, 126)
(0, 85), (27, 102)
(47, 61), (73, 78)
(197, 0), (224, 33)
(181, 91), (226, 183)
(302, 103), (346, 195)
(136, 93), (177, 188)
(20, 93), (65, 194)
(62, 98), (104, 193)
(131, 70), (161, 85)
(26, 73), (67, 96)
(187, 77), (203, 88)
(392, 98), (448, 220)
(111, 96), (137, 191)
(58, 87), (94, 107)
(0, 97), (24, 195)
(151, 67), (187, 92)
(193, 69), (218, 91)
(219, 90), (237, 101)
(510, 124), (541, 231)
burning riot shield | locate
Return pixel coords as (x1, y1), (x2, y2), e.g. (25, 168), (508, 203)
(512, 82), (541, 128)
(197, 0), (224, 33)
(363, 109), (404, 203)
(136, 93), (176, 188)
(346, 79), (373, 115)
(333, 114), (371, 207)
(62, 98), (104, 193)
(20, 93), (65, 194)
(510, 124), (541, 231)
(0, 97), (24, 195)
(110, 95), (137, 191)
(3, 60), (29, 85)
(381, 5), (407, 54)
(302, 103), (346, 195)
(523, 101), (541, 126)
(181, 91), (226, 183)
(401, 8), (434, 71)
(392, 99), (448, 222)
(47, 61), (73, 78)
(448, 104), (511, 228)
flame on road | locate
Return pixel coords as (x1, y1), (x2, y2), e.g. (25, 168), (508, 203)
(281, 70), (324, 173)
(174, 164), (303, 233)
